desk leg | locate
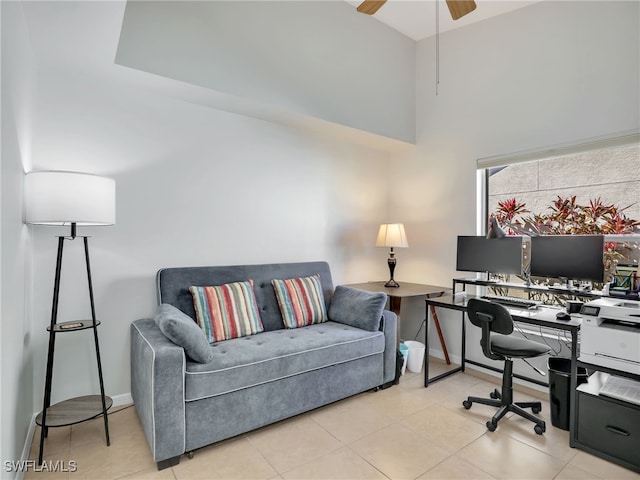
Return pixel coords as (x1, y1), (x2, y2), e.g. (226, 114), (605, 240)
(389, 296), (401, 316)
(424, 302), (465, 388)
(429, 302), (450, 364)
(569, 328), (578, 447)
(424, 301), (430, 388)
(389, 297), (401, 347)
(461, 311), (466, 373)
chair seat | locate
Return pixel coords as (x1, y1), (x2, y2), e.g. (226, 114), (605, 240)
(491, 333), (550, 358)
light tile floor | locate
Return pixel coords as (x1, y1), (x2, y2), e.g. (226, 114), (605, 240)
(26, 359), (640, 480)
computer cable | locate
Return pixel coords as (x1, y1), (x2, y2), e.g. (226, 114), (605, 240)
(522, 357), (546, 376)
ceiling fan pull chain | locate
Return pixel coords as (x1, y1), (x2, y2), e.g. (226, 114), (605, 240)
(436, 0), (440, 96)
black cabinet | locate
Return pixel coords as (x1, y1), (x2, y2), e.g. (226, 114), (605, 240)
(574, 369), (640, 473)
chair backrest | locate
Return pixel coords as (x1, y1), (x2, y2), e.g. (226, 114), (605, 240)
(467, 298), (514, 360)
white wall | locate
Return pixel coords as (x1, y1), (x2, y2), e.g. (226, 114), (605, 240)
(28, 67), (392, 404)
(391, 1), (640, 367)
(1, 1), (36, 472)
(115, 1), (416, 143)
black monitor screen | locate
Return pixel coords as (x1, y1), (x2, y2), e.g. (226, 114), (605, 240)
(530, 235), (604, 282)
(456, 236), (524, 275)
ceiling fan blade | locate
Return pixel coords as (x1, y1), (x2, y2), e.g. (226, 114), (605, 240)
(446, 0), (477, 20)
(357, 0), (387, 15)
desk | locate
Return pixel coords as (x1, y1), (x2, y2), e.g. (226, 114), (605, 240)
(346, 282), (450, 361)
(424, 292), (581, 444)
(452, 277), (605, 300)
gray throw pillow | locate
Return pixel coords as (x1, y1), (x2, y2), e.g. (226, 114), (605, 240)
(328, 285), (387, 332)
(154, 303), (213, 363)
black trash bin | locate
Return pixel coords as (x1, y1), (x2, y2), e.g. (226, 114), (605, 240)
(547, 357), (588, 430)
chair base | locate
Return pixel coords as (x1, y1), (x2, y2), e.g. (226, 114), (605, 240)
(463, 392), (546, 435)
(463, 361), (547, 436)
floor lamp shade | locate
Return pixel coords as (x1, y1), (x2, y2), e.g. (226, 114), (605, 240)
(25, 171), (116, 226)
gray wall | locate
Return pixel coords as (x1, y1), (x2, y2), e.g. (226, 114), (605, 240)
(24, 1), (397, 410)
(389, 1), (640, 366)
(1, 2), (36, 472)
(115, 1), (416, 143)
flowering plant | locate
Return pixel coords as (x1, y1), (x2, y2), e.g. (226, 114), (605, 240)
(493, 196), (639, 283)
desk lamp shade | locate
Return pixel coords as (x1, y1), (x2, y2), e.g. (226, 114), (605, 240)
(25, 171), (116, 228)
(376, 223), (408, 288)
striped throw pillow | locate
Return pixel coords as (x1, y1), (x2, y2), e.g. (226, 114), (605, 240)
(272, 274), (327, 329)
(189, 280), (264, 343)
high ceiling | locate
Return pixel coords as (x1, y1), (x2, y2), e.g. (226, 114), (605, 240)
(345, 0), (541, 40)
(20, 1), (544, 77)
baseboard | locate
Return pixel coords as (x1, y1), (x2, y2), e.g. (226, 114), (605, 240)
(13, 413), (38, 480)
(16, 393), (134, 480)
(428, 347), (462, 365)
(112, 392), (133, 408)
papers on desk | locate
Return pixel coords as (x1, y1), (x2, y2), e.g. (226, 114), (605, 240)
(507, 307), (535, 317)
(600, 375), (640, 406)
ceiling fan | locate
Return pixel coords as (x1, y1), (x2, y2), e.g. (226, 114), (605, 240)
(357, 0), (477, 20)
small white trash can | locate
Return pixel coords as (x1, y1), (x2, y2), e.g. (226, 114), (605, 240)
(404, 340), (426, 373)
(399, 343), (409, 375)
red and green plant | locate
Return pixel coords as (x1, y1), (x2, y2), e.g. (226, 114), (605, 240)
(493, 195), (640, 282)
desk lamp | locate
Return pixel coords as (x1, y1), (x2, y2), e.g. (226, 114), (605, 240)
(376, 223), (408, 288)
(25, 170), (115, 464)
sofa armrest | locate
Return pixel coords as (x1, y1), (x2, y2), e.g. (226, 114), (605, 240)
(131, 318), (186, 464)
(380, 310), (398, 384)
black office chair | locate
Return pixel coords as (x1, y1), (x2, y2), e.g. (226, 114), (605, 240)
(462, 298), (551, 435)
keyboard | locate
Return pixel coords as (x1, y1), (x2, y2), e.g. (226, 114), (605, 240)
(481, 294), (541, 309)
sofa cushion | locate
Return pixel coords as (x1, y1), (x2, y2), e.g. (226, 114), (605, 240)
(184, 321), (385, 401)
(157, 262), (334, 332)
(154, 303), (213, 363)
(189, 280), (264, 343)
(328, 285), (387, 332)
(272, 274), (327, 328)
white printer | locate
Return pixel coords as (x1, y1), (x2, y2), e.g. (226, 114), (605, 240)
(579, 298), (640, 374)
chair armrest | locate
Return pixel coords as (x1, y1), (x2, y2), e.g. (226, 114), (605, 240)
(131, 319), (186, 463)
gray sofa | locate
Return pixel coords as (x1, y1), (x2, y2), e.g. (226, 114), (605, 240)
(130, 261), (397, 469)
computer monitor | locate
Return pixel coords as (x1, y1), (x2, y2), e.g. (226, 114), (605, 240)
(530, 235), (604, 283)
(456, 236), (525, 276)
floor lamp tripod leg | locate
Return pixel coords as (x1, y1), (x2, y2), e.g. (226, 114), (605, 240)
(84, 237), (110, 446)
(38, 236), (65, 465)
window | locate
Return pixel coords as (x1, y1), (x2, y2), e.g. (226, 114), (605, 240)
(478, 131), (640, 286)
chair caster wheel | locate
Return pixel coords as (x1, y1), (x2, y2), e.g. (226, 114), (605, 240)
(534, 424), (545, 435)
(187, 451), (195, 459)
(462, 400), (472, 410)
(532, 406), (541, 414)
(489, 389), (499, 399)
(486, 421), (497, 432)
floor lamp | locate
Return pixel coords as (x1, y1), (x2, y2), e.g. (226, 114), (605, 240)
(376, 223), (409, 288)
(25, 171), (116, 464)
